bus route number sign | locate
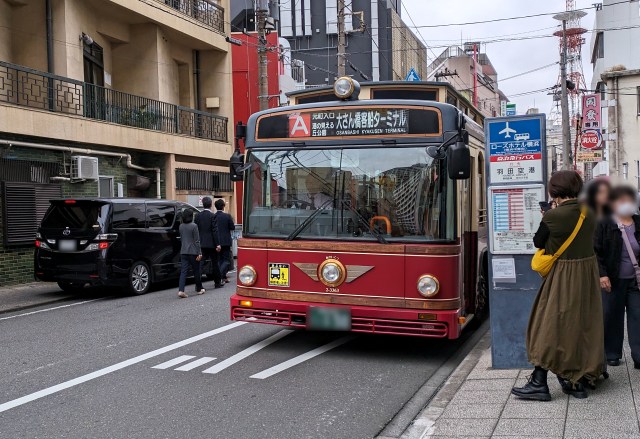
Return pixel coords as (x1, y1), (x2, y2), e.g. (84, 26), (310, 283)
(268, 263), (290, 287)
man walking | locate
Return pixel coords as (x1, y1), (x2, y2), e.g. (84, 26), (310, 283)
(195, 197), (224, 289)
(215, 199), (235, 283)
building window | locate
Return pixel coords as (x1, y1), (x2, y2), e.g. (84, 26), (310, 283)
(175, 169), (232, 192)
(83, 41), (104, 86)
(591, 32), (604, 64)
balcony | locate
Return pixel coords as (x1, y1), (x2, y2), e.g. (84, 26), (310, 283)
(151, 0), (225, 34)
(0, 61), (228, 143)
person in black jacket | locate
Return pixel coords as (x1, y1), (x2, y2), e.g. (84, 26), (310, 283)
(194, 197), (224, 289)
(594, 185), (640, 369)
(215, 199), (235, 282)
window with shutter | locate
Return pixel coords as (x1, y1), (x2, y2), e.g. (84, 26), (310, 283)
(2, 182), (62, 246)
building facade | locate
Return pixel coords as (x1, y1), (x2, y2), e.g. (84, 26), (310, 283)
(427, 45), (506, 119)
(276, 0), (427, 86)
(600, 69), (640, 184)
(0, 0), (235, 285)
(588, 0), (640, 180)
(590, 0), (640, 91)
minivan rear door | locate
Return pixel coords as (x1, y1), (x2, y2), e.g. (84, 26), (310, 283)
(39, 200), (110, 252)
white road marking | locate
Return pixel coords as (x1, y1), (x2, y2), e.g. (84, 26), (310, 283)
(0, 299), (104, 322)
(202, 329), (294, 374)
(174, 357), (217, 371)
(151, 355), (195, 370)
(250, 335), (357, 380)
(0, 321), (246, 414)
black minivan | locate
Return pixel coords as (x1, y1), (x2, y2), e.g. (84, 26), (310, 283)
(34, 198), (201, 295)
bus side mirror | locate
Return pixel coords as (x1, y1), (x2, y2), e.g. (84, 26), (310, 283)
(447, 141), (470, 180)
(230, 149), (245, 182)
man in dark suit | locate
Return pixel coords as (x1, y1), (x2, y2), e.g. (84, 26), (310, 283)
(215, 199), (235, 283)
(194, 197), (223, 289)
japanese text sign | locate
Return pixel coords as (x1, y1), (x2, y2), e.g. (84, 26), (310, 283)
(486, 116), (546, 184)
(582, 94), (601, 130)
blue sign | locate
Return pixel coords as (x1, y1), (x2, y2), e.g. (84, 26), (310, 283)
(486, 116), (545, 184)
(405, 67), (421, 82)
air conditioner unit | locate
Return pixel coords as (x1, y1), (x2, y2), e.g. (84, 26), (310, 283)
(71, 156), (99, 180)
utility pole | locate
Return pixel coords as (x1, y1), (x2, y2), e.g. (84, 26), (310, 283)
(337, 0), (346, 77)
(558, 19), (572, 170)
(256, 0), (269, 110)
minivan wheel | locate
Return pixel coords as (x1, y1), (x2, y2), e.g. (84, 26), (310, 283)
(57, 281), (85, 294)
(129, 261), (151, 295)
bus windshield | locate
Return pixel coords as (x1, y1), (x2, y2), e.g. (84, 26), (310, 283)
(244, 147), (456, 243)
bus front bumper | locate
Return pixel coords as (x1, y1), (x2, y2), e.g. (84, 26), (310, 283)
(230, 294), (462, 339)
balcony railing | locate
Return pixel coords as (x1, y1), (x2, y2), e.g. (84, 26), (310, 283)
(0, 61), (228, 143)
(155, 0), (225, 34)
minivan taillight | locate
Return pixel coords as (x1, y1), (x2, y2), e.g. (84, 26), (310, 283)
(35, 240), (50, 249)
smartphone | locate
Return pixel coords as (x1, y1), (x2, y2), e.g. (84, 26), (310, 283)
(539, 201), (551, 212)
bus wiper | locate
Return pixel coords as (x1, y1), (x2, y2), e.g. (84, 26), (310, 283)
(285, 199), (334, 241)
(337, 199), (388, 244)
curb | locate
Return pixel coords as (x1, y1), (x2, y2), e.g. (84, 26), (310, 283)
(399, 331), (491, 439)
(376, 321), (490, 439)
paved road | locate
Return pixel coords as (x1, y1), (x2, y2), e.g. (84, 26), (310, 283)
(0, 279), (480, 439)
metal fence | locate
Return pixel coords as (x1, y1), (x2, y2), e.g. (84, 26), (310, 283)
(176, 168), (232, 192)
(156, 0), (225, 34)
(0, 62), (84, 115)
(0, 61), (228, 143)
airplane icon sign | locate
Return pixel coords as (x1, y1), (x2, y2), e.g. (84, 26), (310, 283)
(499, 122), (517, 138)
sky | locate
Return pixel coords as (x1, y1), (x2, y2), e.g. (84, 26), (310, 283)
(402, 0), (595, 115)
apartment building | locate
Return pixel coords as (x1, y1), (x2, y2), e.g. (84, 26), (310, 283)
(427, 44), (506, 119)
(0, 0), (234, 285)
(276, 0), (426, 86)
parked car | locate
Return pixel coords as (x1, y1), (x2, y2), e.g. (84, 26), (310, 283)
(34, 198), (201, 295)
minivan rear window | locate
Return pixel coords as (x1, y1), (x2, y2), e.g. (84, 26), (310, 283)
(41, 202), (110, 232)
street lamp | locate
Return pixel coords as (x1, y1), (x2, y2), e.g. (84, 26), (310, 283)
(553, 10), (587, 170)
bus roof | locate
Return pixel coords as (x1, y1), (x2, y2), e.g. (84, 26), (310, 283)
(244, 99), (483, 149)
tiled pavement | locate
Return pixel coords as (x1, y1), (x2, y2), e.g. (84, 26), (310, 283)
(401, 334), (640, 439)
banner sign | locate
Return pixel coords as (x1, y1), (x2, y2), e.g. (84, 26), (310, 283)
(576, 150), (604, 162)
(582, 94), (601, 130)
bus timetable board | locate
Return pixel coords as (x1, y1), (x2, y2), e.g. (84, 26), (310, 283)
(255, 106), (442, 141)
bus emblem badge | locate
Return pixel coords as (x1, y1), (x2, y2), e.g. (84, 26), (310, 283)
(268, 263), (290, 287)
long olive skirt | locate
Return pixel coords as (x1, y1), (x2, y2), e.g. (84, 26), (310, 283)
(526, 256), (604, 384)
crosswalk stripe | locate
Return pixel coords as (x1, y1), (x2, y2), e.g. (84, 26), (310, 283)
(152, 355), (196, 370)
(249, 335), (357, 380)
(202, 329), (294, 375)
(174, 357), (217, 371)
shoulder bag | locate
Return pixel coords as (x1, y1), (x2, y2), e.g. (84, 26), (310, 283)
(531, 206), (586, 277)
(616, 220), (640, 285)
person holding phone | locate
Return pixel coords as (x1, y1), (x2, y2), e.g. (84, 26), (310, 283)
(178, 209), (204, 298)
(594, 185), (640, 369)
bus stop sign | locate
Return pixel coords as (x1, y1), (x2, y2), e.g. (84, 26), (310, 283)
(485, 114), (547, 369)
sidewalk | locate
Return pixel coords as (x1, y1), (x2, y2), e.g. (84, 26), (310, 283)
(401, 333), (640, 439)
(0, 281), (71, 314)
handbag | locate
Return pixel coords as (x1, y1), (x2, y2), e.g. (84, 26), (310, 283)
(531, 206), (586, 277)
(616, 220), (640, 285)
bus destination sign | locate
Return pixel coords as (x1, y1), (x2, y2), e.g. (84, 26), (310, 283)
(290, 108), (409, 138)
(255, 106), (441, 141)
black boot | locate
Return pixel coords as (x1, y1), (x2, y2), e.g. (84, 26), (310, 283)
(511, 367), (551, 401)
(558, 377), (588, 399)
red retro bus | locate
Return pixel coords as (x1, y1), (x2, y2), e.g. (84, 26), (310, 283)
(228, 77), (488, 339)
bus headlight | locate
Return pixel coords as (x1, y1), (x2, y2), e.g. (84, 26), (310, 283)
(333, 77), (356, 99)
(417, 275), (439, 298)
(318, 259), (347, 287)
(238, 265), (257, 286)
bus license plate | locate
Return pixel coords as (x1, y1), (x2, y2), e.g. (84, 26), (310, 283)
(307, 306), (351, 331)
(58, 240), (76, 252)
